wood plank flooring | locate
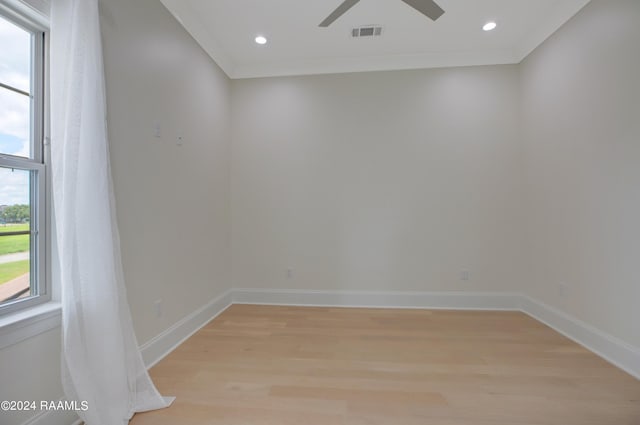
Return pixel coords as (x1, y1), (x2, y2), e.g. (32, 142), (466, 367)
(130, 305), (640, 425)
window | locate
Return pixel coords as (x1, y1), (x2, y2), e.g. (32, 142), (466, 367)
(0, 6), (48, 315)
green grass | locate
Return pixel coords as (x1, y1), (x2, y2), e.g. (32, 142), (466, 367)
(0, 224), (30, 256)
(0, 224), (29, 232)
(0, 260), (30, 285)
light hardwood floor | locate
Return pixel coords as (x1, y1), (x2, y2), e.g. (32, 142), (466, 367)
(131, 305), (640, 425)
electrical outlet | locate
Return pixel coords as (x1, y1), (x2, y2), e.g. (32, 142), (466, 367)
(286, 268), (293, 279)
(558, 282), (568, 298)
(460, 270), (470, 281)
(154, 299), (163, 318)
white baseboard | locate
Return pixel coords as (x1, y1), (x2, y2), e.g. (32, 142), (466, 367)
(20, 290), (233, 425)
(18, 401), (80, 425)
(19, 288), (640, 425)
(140, 289), (233, 368)
(233, 288), (521, 310)
(234, 288), (640, 380)
(520, 296), (640, 380)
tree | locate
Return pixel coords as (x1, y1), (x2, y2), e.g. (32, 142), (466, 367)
(0, 204), (30, 223)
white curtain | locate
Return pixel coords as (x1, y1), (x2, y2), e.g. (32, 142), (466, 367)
(50, 0), (174, 423)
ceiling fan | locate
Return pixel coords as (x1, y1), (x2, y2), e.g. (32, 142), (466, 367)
(319, 0), (445, 27)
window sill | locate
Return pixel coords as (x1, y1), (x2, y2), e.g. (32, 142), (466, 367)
(0, 301), (61, 350)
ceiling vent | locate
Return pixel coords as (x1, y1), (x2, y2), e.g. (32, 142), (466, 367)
(351, 26), (383, 38)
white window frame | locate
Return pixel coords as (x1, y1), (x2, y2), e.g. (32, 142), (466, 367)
(0, 1), (50, 316)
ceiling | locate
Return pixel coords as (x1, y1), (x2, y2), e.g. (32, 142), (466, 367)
(159, 0), (591, 79)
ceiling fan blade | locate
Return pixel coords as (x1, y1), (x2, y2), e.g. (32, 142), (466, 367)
(319, 0), (361, 27)
(400, 0), (445, 21)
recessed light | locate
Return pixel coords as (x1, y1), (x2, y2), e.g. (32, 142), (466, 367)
(483, 22), (497, 31)
(255, 35), (267, 45)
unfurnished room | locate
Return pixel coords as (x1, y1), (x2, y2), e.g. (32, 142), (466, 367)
(0, 0), (639, 424)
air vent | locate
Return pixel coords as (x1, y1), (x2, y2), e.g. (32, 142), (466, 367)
(351, 26), (383, 38)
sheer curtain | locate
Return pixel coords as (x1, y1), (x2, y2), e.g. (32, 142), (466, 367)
(50, 0), (174, 423)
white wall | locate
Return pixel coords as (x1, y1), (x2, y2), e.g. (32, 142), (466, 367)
(0, 0), (232, 423)
(521, 0), (640, 347)
(101, 0), (232, 344)
(0, 328), (65, 425)
(231, 66), (526, 293)
(3, 1), (640, 424)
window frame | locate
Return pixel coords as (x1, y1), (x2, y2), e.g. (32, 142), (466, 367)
(0, 2), (50, 316)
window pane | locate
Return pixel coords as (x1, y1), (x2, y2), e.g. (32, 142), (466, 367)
(0, 86), (31, 158)
(0, 167), (32, 304)
(0, 15), (31, 93)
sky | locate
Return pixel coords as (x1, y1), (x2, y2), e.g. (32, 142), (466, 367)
(0, 167), (29, 206)
(1, 15), (32, 206)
